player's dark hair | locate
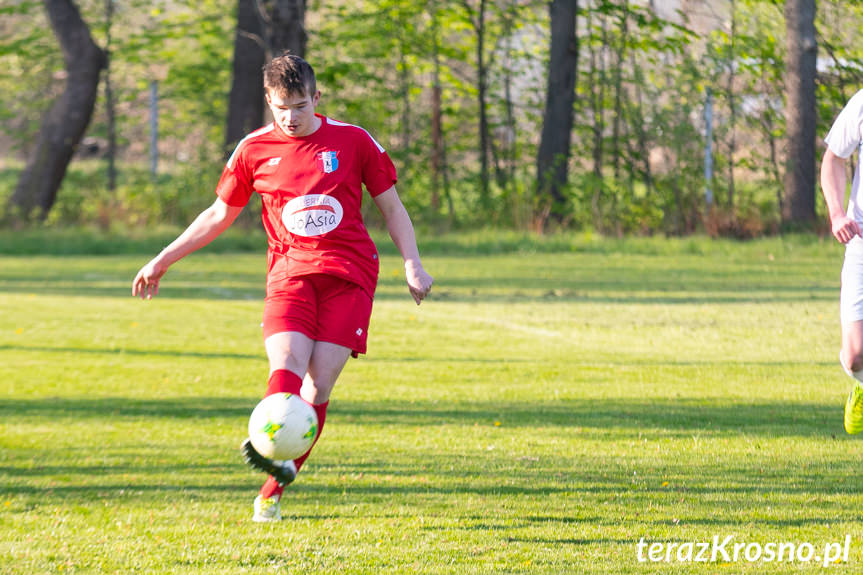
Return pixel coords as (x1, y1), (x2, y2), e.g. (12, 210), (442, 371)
(263, 52), (317, 98)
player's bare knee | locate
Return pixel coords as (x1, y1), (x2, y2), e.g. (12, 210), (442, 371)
(265, 333), (313, 376)
(301, 377), (336, 404)
(843, 342), (863, 372)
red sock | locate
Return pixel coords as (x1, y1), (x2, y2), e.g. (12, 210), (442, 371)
(265, 369), (302, 397)
(259, 402), (328, 500)
(294, 401), (328, 472)
(260, 475), (283, 500)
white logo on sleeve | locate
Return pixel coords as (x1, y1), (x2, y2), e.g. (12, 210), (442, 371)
(282, 194), (344, 237)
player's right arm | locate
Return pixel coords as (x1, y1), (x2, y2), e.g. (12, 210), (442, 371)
(132, 198), (244, 299)
(821, 147), (860, 244)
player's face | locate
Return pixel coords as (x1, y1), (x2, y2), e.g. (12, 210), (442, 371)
(266, 89), (321, 137)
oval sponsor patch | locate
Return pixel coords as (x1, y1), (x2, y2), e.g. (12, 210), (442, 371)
(282, 194), (344, 237)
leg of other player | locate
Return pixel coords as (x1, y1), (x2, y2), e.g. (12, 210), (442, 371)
(839, 243), (863, 434)
(841, 321), (863, 373)
(841, 321), (863, 434)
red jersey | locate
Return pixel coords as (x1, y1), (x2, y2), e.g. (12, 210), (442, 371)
(215, 115), (397, 296)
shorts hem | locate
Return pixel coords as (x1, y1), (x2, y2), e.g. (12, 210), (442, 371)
(262, 325), (316, 341)
(315, 334), (366, 357)
(841, 315), (863, 327)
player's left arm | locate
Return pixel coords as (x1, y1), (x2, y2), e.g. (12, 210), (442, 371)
(373, 186), (434, 305)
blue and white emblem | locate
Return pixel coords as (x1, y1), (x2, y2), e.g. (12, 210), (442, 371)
(316, 151), (339, 174)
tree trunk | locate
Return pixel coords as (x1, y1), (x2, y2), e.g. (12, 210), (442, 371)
(430, 81), (443, 213)
(104, 0), (116, 194)
(590, 9), (607, 228)
(225, 0), (266, 154)
(398, 39), (412, 173)
(430, 0), (443, 214)
(782, 0), (817, 224)
(725, 0), (736, 210)
(502, 8), (517, 191)
(757, 58), (783, 215)
(259, 0), (307, 58)
(459, 0), (491, 207)
(628, 50), (653, 196)
(430, 0), (454, 225)
(477, 0), (490, 208)
(475, 0), (491, 208)
(612, 0), (628, 183)
(225, 0), (306, 154)
(7, 0), (105, 222)
(536, 0), (578, 230)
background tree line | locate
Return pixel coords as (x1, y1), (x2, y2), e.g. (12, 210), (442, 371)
(0, 0), (861, 236)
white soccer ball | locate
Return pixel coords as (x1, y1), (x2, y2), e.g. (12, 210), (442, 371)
(248, 393), (318, 460)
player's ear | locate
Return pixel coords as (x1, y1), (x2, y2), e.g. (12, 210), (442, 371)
(312, 90), (321, 106)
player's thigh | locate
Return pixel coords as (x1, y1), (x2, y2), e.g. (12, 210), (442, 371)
(841, 237), (863, 326)
(265, 330), (315, 377)
(301, 341), (353, 404)
(313, 275), (373, 356)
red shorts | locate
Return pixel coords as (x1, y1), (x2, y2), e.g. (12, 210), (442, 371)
(262, 273), (373, 356)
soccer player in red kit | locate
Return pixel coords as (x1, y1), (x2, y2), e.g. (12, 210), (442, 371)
(132, 53), (433, 522)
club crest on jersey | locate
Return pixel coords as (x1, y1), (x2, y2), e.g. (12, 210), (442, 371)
(316, 150), (339, 174)
(282, 194), (344, 237)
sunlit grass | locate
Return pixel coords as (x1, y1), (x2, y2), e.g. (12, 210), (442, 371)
(1, 235), (861, 573)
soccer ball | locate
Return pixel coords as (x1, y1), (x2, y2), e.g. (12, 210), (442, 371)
(248, 393), (318, 460)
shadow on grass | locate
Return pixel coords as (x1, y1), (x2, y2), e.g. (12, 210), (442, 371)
(0, 462), (236, 478)
(3, 449), (859, 519)
(504, 537), (636, 546)
(332, 399), (840, 436)
(0, 395), (841, 437)
(4, 460), (860, 512)
(0, 396), (253, 420)
(0, 344), (260, 362)
(0, 480), (257, 497)
(0, 344), (841, 370)
(0, 282), (835, 304)
(4, 454), (860, 505)
(0, 255), (838, 304)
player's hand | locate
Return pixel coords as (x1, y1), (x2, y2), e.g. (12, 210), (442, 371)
(132, 257), (169, 300)
(831, 214), (861, 244)
(405, 260), (433, 305)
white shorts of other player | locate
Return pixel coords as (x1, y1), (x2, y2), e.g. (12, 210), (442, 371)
(841, 235), (863, 325)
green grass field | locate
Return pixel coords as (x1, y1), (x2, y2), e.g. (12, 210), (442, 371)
(2, 234), (862, 573)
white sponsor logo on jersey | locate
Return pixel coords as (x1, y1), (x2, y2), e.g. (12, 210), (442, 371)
(267, 157), (282, 166)
(282, 194), (344, 237)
